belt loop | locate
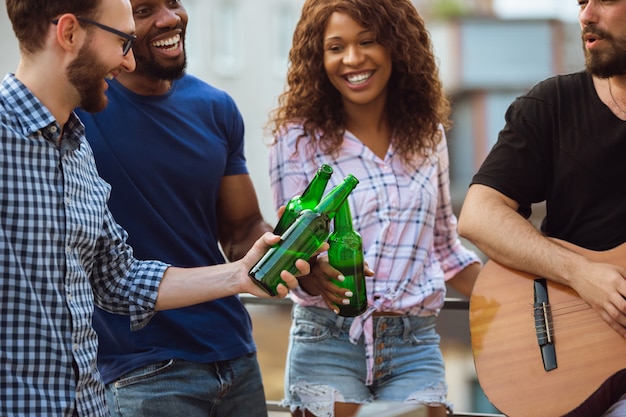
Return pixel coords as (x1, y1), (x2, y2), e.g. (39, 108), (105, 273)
(332, 315), (345, 337)
(402, 316), (412, 341)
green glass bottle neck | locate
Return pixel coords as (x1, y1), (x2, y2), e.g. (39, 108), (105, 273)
(300, 164), (333, 204)
(314, 174), (359, 218)
(333, 200), (354, 232)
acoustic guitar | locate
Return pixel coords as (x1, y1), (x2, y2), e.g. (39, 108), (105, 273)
(469, 240), (626, 416)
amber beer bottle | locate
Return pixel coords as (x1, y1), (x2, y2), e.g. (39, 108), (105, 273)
(273, 164), (334, 236)
(328, 200), (367, 316)
(249, 174), (359, 296)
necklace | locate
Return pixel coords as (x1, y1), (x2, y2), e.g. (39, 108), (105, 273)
(607, 77), (626, 115)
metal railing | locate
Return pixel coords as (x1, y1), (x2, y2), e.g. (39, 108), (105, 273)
(243, 295), (470, 310)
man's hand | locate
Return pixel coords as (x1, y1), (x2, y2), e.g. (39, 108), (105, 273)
(569, 261), (626, 337)
(239, 232), (329, 298)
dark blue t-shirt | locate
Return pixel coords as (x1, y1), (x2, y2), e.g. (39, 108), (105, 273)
(76, 74), (254, 384)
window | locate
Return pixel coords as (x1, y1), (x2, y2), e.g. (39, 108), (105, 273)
(212, 2), (243, 76)
(270, 4), (298, 77)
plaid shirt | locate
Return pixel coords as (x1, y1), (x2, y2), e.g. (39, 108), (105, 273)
(0, 74), (169, 417)
(270, 125), (480, 384)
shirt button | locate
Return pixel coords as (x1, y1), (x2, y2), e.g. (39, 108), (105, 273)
(66, 246), (72, 254)
(73, 343), (79, 351)
(50, 126), (57, 133)
(64, 196), (71, 205)
(376, 357), (384, 365)
(377, 343), (385, 350)
(67, 292), (73, 302)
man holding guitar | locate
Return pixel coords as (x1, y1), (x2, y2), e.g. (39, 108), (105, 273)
(458, 0), (626, 416)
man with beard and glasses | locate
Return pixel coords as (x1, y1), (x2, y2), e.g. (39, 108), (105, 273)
(1, 0), (310, 416)
(75, 1), (277, 416)
(458, 0), (626, 416)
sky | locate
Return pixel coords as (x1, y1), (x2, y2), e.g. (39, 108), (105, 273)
(494, 0), (579, 21)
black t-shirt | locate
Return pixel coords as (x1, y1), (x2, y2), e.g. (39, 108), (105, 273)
(472, 71), (626, 251)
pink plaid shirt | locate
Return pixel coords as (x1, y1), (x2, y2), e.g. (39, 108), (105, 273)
(269, 125), (480, 385)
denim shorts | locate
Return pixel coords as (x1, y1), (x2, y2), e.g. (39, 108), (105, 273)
(282, 305), (449, 416)
(105, 354), (267, 417)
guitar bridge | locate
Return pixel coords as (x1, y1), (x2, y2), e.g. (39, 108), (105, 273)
(533, 279), (557, 371)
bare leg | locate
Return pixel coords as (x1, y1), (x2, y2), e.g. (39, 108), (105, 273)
(427, 405), (448, 417)
(290, 409), (313, 417)
(334, 402), (361, 417)
(290, 402), (361, 417)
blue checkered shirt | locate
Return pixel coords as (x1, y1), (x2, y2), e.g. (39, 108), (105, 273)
(0, 74), (169, 416)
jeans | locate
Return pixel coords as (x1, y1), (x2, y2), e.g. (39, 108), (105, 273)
(105, 354), (268, 417)
(283, 305), (449, 417)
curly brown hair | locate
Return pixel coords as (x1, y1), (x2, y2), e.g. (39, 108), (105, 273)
(268, 0), (451, 164)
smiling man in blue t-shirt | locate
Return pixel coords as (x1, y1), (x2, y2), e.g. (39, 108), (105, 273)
(76, 1), (275, 416)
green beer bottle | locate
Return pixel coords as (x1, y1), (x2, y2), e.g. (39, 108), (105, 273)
(328, 200), (367, 316)
(249, 174), (359, 296)
(273, 164), (334, 236)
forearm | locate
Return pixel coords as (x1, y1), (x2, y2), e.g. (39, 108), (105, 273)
(459, 185), (626, 337)
(223, 217), (273, 261)
(155, 256), (297, 310)
(447, 261), (481, 298)
(217, 174), (274, 261)
(458, 184), (590, 288)
(154, 233), (304, 310)
(154, 263), (242, 310)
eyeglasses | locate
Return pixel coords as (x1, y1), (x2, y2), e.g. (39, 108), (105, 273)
(52, 17), (137, 56)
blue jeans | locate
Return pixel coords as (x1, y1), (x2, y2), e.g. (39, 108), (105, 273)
(105, 354), (268, 417)
(283, 305), (449, 416)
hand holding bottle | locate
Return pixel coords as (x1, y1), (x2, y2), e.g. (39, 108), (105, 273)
(249, 174), (359, 296)
(300, 255), (374, 314)
(238, 232), (327, 298)
(159, 232), (320, 307)
(327, 200), (368, 316)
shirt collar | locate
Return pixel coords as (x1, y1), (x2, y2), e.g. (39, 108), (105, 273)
(2, 74), (56, 135)
(2, 73), (85, 151)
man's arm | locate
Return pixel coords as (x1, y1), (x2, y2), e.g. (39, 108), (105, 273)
(458, 183), (626, 337)
(217, 174), (274, 261)
(154, 232), (313, 309)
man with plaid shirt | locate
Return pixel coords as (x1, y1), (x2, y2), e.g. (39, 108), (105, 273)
(0, 1), (307, 415)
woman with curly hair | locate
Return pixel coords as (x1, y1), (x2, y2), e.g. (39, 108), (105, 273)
(267, 1), (481, 416)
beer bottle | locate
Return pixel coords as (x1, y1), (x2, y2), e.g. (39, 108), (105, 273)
(249, 174), (359, 296)
(273, 164), (333, 236)
(328, 200), (367, 316)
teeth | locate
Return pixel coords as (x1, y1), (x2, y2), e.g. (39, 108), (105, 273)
(347, 72), (372, 84)
(152, 34), (181, 48)
(105, 74), (114, 80)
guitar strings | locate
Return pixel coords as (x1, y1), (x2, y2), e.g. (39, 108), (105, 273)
(545, 312), (605, 334)
(535, 316), (606, 339)
(533, 318), (599, 336)
(532, 299), (609, 337)
(549, 297), (589, 313)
